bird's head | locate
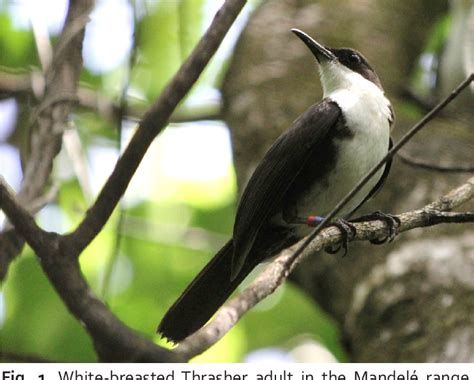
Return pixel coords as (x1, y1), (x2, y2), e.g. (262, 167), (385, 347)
(291, 29), (383, 95)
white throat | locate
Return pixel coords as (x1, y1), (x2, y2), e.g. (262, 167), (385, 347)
(319, 61), (392, 127)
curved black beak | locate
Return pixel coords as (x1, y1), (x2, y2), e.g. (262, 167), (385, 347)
(291, 28), (336, 63)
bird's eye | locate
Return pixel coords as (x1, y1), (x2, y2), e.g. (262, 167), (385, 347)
(348, 53), (361, 64)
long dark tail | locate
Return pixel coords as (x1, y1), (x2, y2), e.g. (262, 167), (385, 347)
(157, 239), (257, 342)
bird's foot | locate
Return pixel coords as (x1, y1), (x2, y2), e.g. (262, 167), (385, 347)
(306, 216), (356, 256)
(351, 211), (401, 244)
(324, 218), (357, 256)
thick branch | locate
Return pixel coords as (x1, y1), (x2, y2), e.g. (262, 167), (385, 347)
(0, 179), (182, 362)
(0, 179), (48, 252)
(63, 0), (247, 255)
(176, 176), (474, 359)
(42, 249), (182, 362)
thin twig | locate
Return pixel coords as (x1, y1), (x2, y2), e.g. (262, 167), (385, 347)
(175, 75), (474, 357)
(285, 73), (474, 272)
(397, 150), (474, 173)
(176, 175), (474, 359)
(19, 1), (93, 203)
(0, 0), (248, 362)
(64, 0), (248, 255)
(0, 178), (49, 252)
(0, 71), (221, 123)
(101, 1), (140, 299)
(0, 0), (94, 280)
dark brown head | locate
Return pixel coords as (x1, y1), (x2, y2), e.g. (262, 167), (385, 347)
(328, 48), (382, 89)
(292, 29), (383, 91)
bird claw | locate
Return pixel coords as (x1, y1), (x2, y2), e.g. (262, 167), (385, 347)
(352, 211), (400, 244)
(306, 212), (399, 254)
(323, 211), (400, 254)
(324, 218), (357, 256)
(371, 212), (400, 244)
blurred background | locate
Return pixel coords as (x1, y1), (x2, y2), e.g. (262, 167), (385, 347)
(0, 0), (473, 362)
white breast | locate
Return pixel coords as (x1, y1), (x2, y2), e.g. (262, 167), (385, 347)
(292, 66), (392, 234)
(324, 84), (391, 214)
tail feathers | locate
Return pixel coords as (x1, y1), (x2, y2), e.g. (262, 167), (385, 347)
(157, 239), (256, 342)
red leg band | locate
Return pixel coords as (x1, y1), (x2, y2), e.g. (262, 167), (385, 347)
(307, 215), (324, 226)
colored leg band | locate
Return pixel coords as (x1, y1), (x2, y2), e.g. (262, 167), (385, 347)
(306, 215), (324, 226)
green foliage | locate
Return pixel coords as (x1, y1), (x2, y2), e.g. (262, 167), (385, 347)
(0, 11), (37, 68)
(57, 179), (88, 227)
(134, 2), (182, 100)
(2, 250), (96, 361)
(178, 0), (205, 60)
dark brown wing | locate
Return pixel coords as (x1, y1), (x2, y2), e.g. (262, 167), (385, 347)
(231, 98), (341, 277)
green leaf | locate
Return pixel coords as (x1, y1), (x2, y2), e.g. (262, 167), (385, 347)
(178, 0), (205, 60)
(2, 251), (96, 361)
(0, 12), (38, 67)
(133, 2), (181, 99)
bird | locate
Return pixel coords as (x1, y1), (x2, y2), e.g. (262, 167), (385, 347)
(158, 28), (395, 343)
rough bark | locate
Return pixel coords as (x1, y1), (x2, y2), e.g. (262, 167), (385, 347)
(222, 0), (474, 362)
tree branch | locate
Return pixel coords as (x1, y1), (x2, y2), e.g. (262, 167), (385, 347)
(18, 1), (93, 204)
(285, 73), (474, 274)
(0, 178), (49, 252)
(2, 0), (468, 362)
(0, 0), (247, 362)
(62, 0), (247, 255)
(40, 248), (182, 362)
(175, 175), (474, 359)
(0, 0), (94, 280)
(0, 71), (221, 124)
(397, 150), (474, 173)
(0, 178), (182, 362)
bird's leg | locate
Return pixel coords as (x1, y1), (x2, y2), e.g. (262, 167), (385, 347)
(283, 207), (356, 256)
(282, 204), (309, 225)
(320, 218), (357, 256)
(349, 211), (401, 244)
